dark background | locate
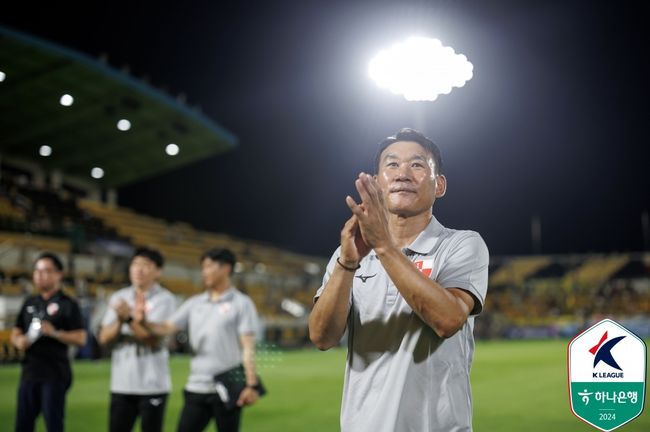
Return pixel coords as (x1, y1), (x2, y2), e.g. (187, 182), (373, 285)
(2, 0), (649, 257)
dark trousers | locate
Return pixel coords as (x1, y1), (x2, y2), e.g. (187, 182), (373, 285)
(109, 393), (168, 432)
(177, 390), (242, 432)
(15, 379), (67, 432)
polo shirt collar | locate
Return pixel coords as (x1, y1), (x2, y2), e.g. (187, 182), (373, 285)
(130, 283), (161, 298)
(147, 283), (161, 297)
(41, 288), (63, 302)
(205, 287), (236, 303)
(404, 215), (444, 255)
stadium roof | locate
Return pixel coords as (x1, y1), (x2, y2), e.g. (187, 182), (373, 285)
(0, 25), (237, 188)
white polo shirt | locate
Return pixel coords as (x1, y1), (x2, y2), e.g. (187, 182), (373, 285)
(316, 216), (489, 432)
(171, 288), (259, 394)
(102, 283), (176, 395)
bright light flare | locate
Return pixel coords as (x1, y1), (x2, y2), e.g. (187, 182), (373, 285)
(39, 145), (52, 157)
(117, 119), (131, 131)
(60, 94), (74, 106)
(281, 298), (307, 318)
(166, 143), (179, 156)
(369, 37), (473, 101)
(91, 167), (104, 179)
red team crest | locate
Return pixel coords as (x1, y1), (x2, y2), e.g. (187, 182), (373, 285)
(414, 260), (433, 277)
(219, 302), (232, 315)
(46, 302), (59, 316)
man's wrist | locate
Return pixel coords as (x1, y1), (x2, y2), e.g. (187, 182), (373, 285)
(336, 257), (360, 272)
(374, 243), (399, 259)
(52, 330), (61, 340)
(139, 319), (154, 334)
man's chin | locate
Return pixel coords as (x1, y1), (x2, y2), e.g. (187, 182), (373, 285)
(387, 200), (417, 214)
(387, 203), (431, 218)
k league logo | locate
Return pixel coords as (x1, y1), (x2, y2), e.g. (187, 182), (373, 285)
(568, 319), (646, 431)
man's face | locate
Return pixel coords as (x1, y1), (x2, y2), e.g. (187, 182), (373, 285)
(129, 256), (161, 289)
(201, 258), (230, 289)
(33, 258), (63, 293)
(376, 140), (444, 217)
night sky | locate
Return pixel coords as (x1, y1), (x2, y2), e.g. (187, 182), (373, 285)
(2, 1), (649, 258)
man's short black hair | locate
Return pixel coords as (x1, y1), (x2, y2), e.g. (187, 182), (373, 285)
(35, 252), (64, 272)
(374, 128), (443, 175)
(201, 248), (236, 275)
(132, 247), (164, 268)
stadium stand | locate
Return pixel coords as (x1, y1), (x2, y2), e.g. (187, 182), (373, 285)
(480, 253), (650, 339)
(0, 172), (327, 360)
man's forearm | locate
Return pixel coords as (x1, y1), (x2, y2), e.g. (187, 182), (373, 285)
(376, 245), (471, 338)
(308, 266), (354, 350)
(240, 336), (258, 386)
(54, 329), (87, 347)
(10, 328), (29, 350)
(98, 321), (121, 346)
(99, 319), (167, 348)
(140, 320), (177, 337)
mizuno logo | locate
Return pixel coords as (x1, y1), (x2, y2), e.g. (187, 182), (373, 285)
(355, 274), (377, 283)
(589, 331), (626, 371)
(149, 398), (163, 406)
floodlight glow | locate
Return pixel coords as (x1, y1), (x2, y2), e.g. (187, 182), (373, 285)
(91, 167), (104, 179)
(0, 71), (5, 82)
(60, 94), (74, 106)
(117, 119), (131, 131)
(281, 298), (307, 318)
(304, 262), (321, 275)
(166, 143), (179, 156)
(369, 37), (473, 101)
(39, 145), (52, 157)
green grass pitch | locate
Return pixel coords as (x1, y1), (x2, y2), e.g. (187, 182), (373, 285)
(0, 339), (647, 431)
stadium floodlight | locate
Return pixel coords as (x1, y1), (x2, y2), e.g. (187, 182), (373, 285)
(59, 94), (74, 106)
(369, 36), (473, 101)
(91, 167), (104, 179)
(0, 71), (5, 82)
(117, 119), (131, 131)
(166, 143), (180, 156)
(39, 145), (52, 157)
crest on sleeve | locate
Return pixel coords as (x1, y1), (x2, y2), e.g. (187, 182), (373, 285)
(414, 259), (433, 277)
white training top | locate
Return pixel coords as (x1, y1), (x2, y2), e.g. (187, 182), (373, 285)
(171, 288), (259, 394)
(316, 216), (489, 432)
(102, 284), (176, 395)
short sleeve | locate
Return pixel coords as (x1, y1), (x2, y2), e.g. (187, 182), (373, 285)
(437, 232), (489, 315)
(146, 289), (177, 323)
(314, 247), (341, 301)
(170, 296), (195, 331)
(14, 301), (28, 332)
(101, 292), (120, 327)
(237, 296), (259, 335)
(66, 299), (85, 331)
(160, 292), (177, 321)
